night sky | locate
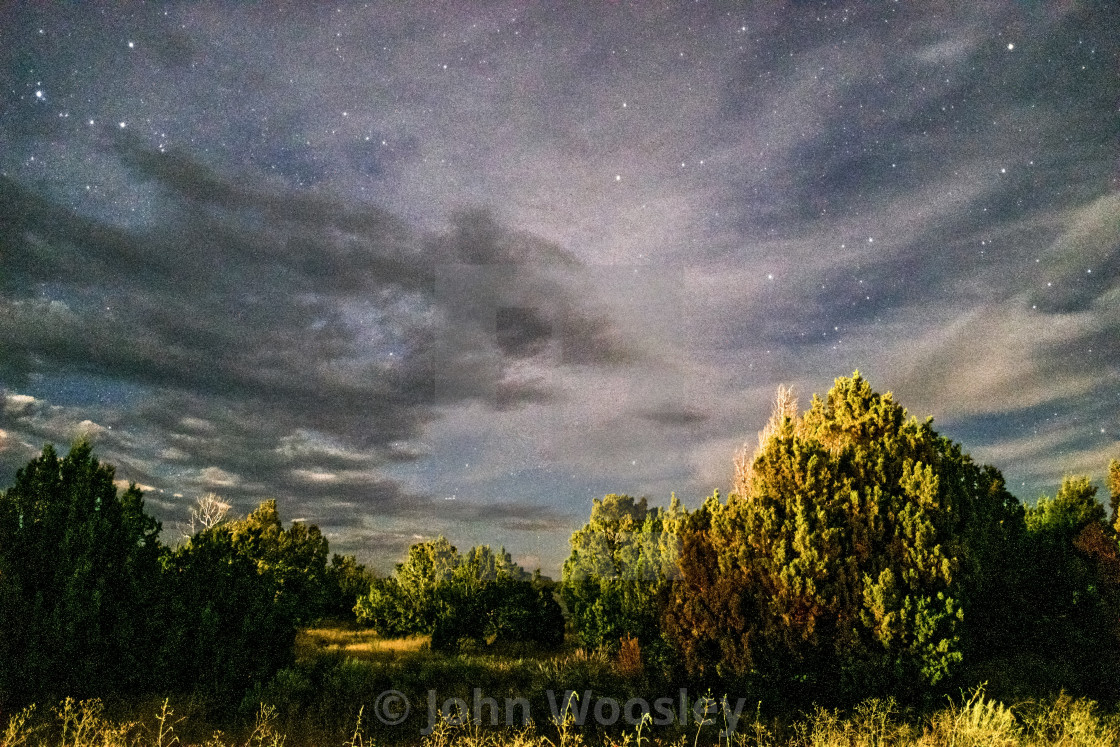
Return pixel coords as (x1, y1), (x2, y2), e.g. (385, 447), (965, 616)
(2, 2), (1118, 575)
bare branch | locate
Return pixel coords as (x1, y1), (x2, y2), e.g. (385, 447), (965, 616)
(182, 492), (231, 538)
(734, 384), (798, 497)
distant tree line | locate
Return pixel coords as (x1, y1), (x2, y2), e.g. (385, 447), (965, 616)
(2, 373), (1118, 711)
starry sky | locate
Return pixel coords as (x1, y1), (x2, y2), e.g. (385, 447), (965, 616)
(2, 2), (1118, 575)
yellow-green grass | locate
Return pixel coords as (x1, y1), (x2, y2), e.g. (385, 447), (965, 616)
(296, 624), (430, 663)
(295, 622), (577, 669)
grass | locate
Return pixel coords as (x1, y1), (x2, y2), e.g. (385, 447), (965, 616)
(5, 626), (1118, 747)
(5, 689), (1120, 747)
(296, 625), (430, 663)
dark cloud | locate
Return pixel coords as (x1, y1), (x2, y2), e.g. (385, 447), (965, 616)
(1, 137), (635, 566)
(635, 407), (710, 428)
(2, 1), (1117, 572)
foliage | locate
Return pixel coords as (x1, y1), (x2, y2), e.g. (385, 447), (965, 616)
(0, 441), (165, 704)
(356, 538), (564, 652)
(161, 517), (299, 700)
(664, 373), (1024, 702)
(560, 494), (683, 663)
(224, 499), (332, 625)
(4, 391), (1120, 716)
(356, 536), (460, 635)
(660, 491), (751, 679)
(323, 553), (376, 620)
(6, 686), (1120, 747)
(431, 575), (564, 652)
(0, 441), (350, 706)
(1016, 475), (1120, 699)
(1109, 459), (1120, 531)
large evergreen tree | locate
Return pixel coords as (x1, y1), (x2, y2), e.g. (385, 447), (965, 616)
(0, 442), (165, 705)
(665, 374), (1023, 702)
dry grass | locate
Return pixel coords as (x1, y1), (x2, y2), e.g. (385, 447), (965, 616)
(4, 689), (1120, 747)
(295, 626), (430, 663)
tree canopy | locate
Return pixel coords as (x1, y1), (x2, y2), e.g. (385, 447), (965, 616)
(0, 441), (369, 708)
(561, 493), (683, 669)
(3, 378), (1119, 711)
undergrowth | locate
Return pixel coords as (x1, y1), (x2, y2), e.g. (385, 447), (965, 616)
(3, 687), (1119, 747)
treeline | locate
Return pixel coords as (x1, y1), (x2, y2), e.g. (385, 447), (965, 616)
(553, 375), (1120, 707)
(2, 373), (1119, 713)
(0, 442), (372, 708)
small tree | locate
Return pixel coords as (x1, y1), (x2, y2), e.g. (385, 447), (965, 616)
(561, 494), (683, 667)
(186, 492), (230, 536)
(1018, 475), (1120, 698)
(356, 538), (564, 651)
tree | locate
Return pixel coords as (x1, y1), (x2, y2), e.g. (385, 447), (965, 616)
(1108, 459), (1120, 531)
(665, 374), (1023, 703)
(432, 544), (561, 651)
(355, 538), (460, 635)
(431, 574), (564, 651)
(1017, 475), (1120, 698)
(459, 543), (531, 582)
(323, 553), (375, 620)
(225, 499), (331, 625)
(161, 521), (296, 700)
(561, 494), (683, 666)
(0, 442), (165, 705)
(161, 498), (336, 701)
(355, 538), (564, 651)
(661, 492), (754, 679)
(356, 576), (417, 636)
(183, 492), (230, 537)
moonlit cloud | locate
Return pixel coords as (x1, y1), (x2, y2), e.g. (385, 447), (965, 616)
(2, 2), (1117, 573)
